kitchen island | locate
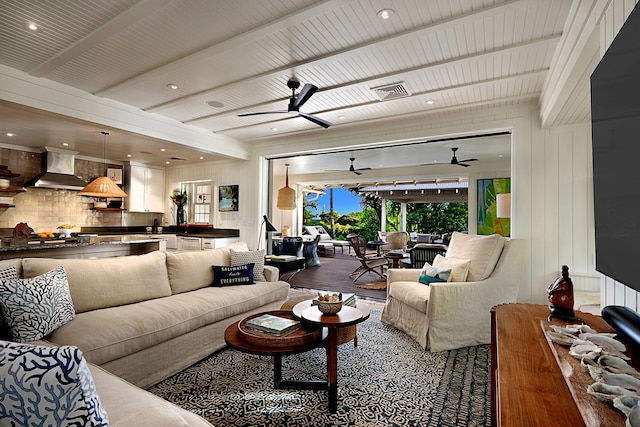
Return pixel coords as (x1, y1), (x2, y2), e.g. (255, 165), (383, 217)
(0, 236), (163, 260)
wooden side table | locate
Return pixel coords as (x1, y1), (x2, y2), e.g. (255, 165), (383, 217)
(293, 301), (370, 413)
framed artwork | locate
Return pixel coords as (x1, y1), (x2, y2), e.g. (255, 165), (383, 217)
(219, 185), (239, 212)
(477, 178), (510, 236)
(107, 168), (123, 184)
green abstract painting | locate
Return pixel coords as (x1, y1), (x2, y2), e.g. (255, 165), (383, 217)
(477, 178), (510, 236)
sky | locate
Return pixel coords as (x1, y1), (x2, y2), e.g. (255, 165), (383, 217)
(308, 188), (363, 217)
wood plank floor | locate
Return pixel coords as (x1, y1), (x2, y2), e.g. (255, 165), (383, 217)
(286, 249), (389, 303)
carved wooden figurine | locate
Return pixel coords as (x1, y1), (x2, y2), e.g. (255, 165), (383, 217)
(548, 265), (578, 321)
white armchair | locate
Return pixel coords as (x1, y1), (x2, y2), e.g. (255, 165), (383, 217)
(381, 232), (525, 352)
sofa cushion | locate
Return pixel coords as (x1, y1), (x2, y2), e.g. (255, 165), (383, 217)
(0, 340), (108, 426)
(433, 255), (471, 282)
(230, 249), (266, 281)
(89, 363), (212, 427)
(0, 266), (75, 342)
(48, 280), (289, 365)
(166, 242), (249, 294)
(212, 264), (254, 286)
(22, 251), (172, 313)
(445, 231), (505, 281)
(387, 280), (431, 313)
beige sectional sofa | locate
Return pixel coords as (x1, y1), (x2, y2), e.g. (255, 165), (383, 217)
(0, 242), (289, 426)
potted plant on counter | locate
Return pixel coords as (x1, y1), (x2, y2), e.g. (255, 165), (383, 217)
(170, 189), (187, 225)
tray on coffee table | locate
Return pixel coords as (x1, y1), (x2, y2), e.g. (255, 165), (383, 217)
(238, 310), (322, 348)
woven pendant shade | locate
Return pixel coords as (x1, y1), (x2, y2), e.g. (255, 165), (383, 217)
(78, 176), (128, 198)
(276, 165), (296, 210)
(78, 131), (128, 198)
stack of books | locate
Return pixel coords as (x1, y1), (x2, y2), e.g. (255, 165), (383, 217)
(245, 314), (300, 336)
(312, 292), (357, 307)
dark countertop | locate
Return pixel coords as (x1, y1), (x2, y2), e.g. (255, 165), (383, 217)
(0, 237), (161, 252)
(78, 226), (240, 238)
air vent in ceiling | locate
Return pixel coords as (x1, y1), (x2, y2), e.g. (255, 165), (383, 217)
(371, 82), (411, 101)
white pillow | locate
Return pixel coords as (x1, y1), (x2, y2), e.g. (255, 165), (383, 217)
(433, 255), (471, 282)
(0, 266), (75, 342)
(445, 232), (505, 281)
(0, 340), (108, 426)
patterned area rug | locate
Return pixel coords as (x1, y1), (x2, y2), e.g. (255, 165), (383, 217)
(149, 308), (490, 426)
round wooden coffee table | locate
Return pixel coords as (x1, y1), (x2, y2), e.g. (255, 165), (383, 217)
(224, 310), (327, 389)
(293, 300), (371, 413)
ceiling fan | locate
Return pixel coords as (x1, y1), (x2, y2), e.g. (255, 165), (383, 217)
(327, 156), (372, 175)
(422, 147), (478, 167)
(238, 78), (332, 128)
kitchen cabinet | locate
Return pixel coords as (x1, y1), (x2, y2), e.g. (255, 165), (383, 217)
(177, 236), (239, 251)
(125, 165), (165, 213)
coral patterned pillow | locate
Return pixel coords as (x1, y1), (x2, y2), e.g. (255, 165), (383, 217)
(0, 340), (108, 426)
(0, 266), (75, 342)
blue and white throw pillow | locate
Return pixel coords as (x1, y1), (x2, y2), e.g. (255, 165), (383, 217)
(230, 249), (266, 281)
(212, 263), (255, 286)
(0, 265), (17, 334)
(418, 262), (452, 286)
(0, 340), (109, 426)
(0, 266), (75, 342)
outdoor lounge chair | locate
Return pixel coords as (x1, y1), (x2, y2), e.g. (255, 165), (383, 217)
(346, 234), (388, 283)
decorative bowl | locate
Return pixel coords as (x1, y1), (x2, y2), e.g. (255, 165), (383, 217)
(316, 300), (343, 315)
(57, 228), (73, 238)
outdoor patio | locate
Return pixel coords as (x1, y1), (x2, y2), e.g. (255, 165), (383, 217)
(286, 249), (390, 303)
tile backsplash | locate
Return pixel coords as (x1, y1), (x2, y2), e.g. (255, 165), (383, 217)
(0, 148), (127, 233)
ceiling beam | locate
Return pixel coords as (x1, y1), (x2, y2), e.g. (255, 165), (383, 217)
(140, 0), (533, 113)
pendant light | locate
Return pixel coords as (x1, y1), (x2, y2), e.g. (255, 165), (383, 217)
(78, 131), (128, 198)
(276, 164), (296, 210)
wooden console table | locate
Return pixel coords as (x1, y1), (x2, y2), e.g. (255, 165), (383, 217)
(490, 303), (628, 426)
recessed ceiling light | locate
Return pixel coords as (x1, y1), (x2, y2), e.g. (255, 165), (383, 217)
(270, 127), (278, 131)
(206, 100), (224, 108)
(199, 156), (204, 160)
(62, 142), (69, 147)
(24, 22), (42, 32)
(166, 84), (178, 90)
(426, 99), (436, 105)
(338, 115), (346, 120)
(160, 148), (166, 152)
(377, 9), (395, 20)
(165, 161), (170, 164)
(499, 154), (503, 158)
(127, 154), (132, 158)
(5, 133), (16, 137)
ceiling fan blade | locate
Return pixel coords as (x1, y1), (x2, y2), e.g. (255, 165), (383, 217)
(458, 158), (478, 163)
(237, 110), (288, 117)
(356, 167), (372, 171)
(298, 112), (332, 128)
(352, 170), (362, 175)
(457, 163), (471, 167)
(292, 84), (317, 108)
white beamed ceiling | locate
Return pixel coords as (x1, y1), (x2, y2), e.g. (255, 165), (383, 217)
(0, 0), (576, 169)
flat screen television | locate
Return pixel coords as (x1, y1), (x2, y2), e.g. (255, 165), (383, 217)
(591, 2), (640, 292)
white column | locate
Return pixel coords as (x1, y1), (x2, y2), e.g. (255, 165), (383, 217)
(400, 202), (407, 232)
(381, 198), (387, 231)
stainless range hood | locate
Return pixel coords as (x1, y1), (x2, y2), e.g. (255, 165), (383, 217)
(23, 147), (88, 191)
